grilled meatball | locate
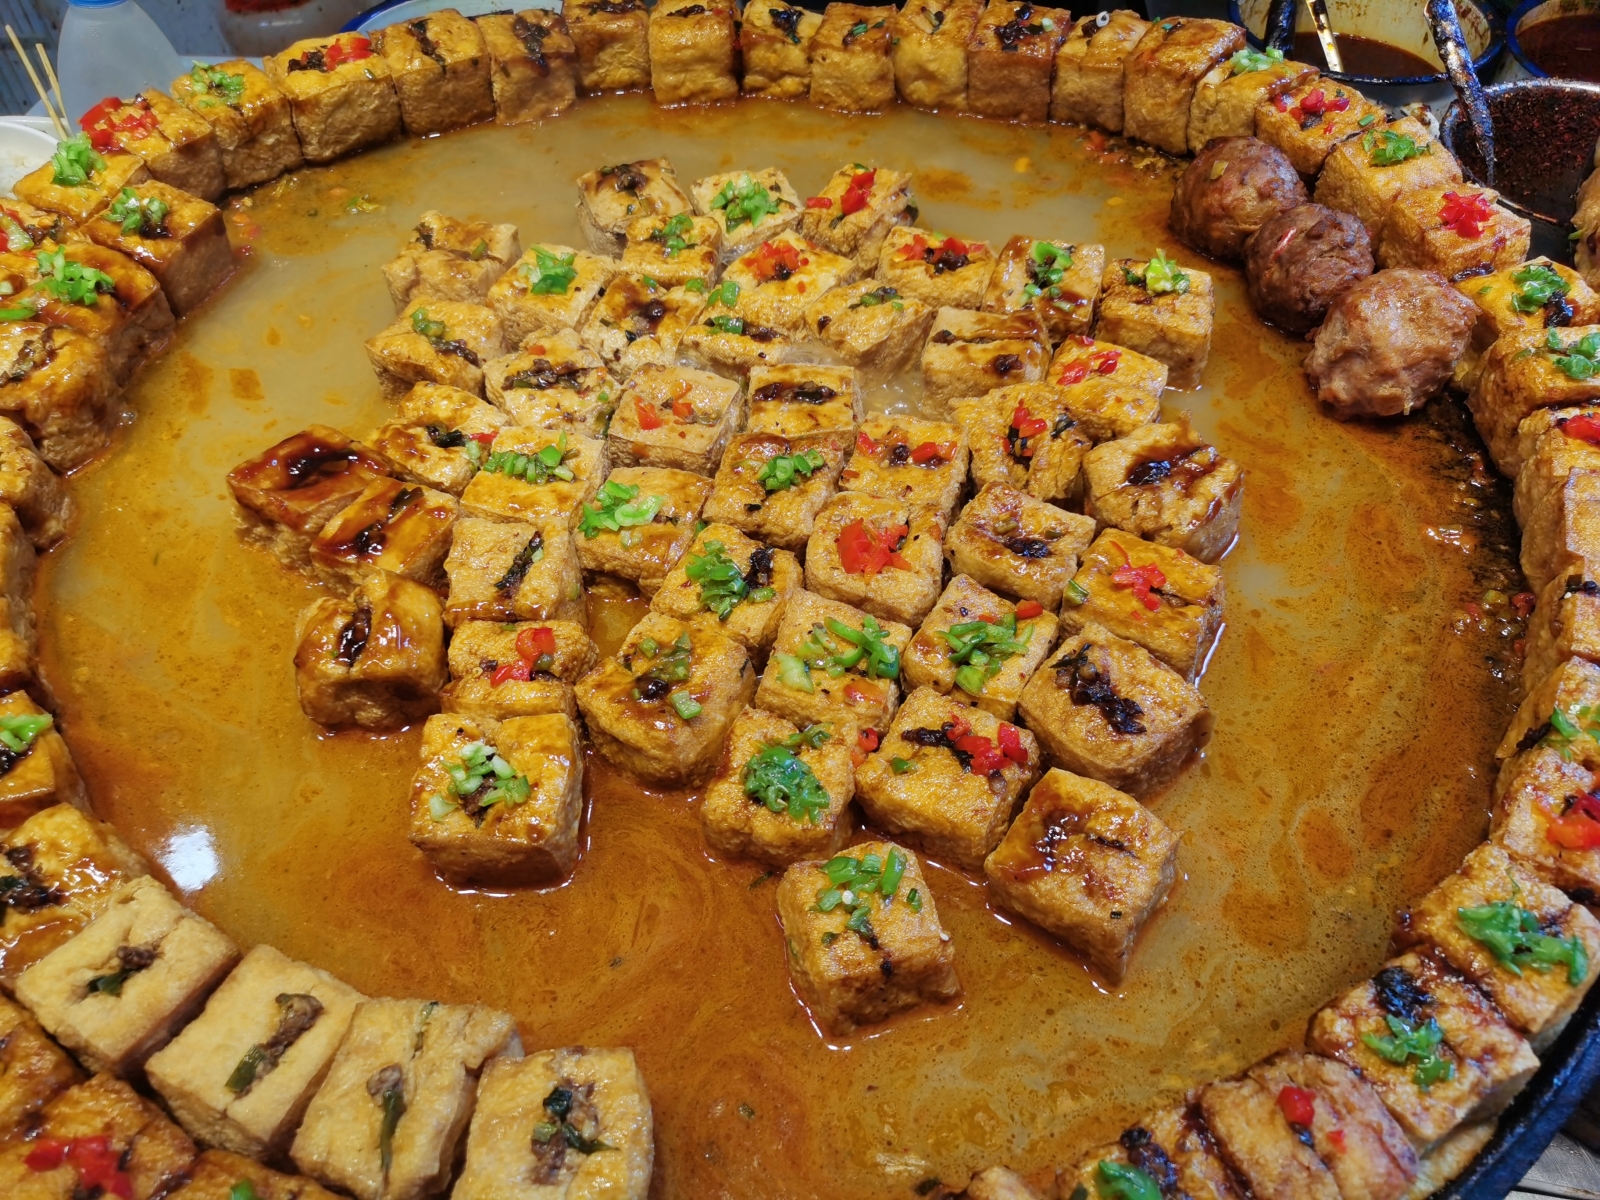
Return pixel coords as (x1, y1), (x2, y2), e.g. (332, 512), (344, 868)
(1244, 203), (1374, 334)
(1304, 268), (1478, 419)
(1169, 137), (1307, 263)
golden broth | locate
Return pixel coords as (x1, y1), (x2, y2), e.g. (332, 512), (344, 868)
(36, 96), (1523, 1197)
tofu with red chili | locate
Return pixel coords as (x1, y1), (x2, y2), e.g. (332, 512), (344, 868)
(723, 230), (859, 335)
(370, 383), (506, 497)
(606, 362), (741, 475)
(228, 426), (391, 569)
(564, 0), (652, 95)
(621, 211), (722, 289)
(1375, 184), (1531, 278)
(266, 34), (402, 164)
(0, 990), (81, 1140)
(703, 428), (850, 552)
(576, 611), (756, 785)
(921, 307), (1048, 414)
(842, 414), (968, 520)
(309, 478), (459, 590)
(444, 514), (585, 625)
(984, 236), (1105, 346)
(984, 767), (1177, 981)
(800, 164), (914, 273)
(573, 466), (711, 595)
(880, 226), (997, 311)
(890, 0), (982, 111)
(966, 0), (1068, 124)
(741, 0), (824, 99)
(375, 9), (495, 136)
(690, 168), (804, 264)
(1048, 335), (1167, 442)
(775, 839), (958, 1034)
(1049, 10), (1149, 131)
(806, 490), (946, 627)
(488, 243), (616, 347)
(576, 158), (691, 257)
(440, 618), (595, 720)
(904, 574), (1058, 722)
(648, 0), (738, 103)
(477, 9), (579, 125)
(1187, 50), (1317, 153)
(805, 279), (938, 383)
(744, 364), (862, 438)
(366, 298), (505, 400)
(0, 415), (71, 549)
(0, 323), (118, 472)
(77, 91), (225, 202)
(1469, 324), (1600, 476)
(1018, 621), (1211, 798)
(1096, 255), (1214, 391)
(1193, 1073), (1343, 1200)
(383, 211), (520, 310)
(955, 384), (1094, 507)
(459, 428), (607, 526)
(292, 571), (447, 730)
(1517, 468), (1600, 596)
(1315, 115), (1463, 238)
(809, 4), (896, 113)
(945, 481), (1097, 610)
(1490, 740), (1600, 902)
(143, 944), (364, 1159)
(579, 274), (706, 380)
(651, 523), (802, 649)
(169, 59), (303, 190)
(1121, 17), (1244, 156)
(484, 327), (619, 437)
(1254, 78), (1385, 179)
(13, 142), (149, 225)
(753, 588), (913, 735)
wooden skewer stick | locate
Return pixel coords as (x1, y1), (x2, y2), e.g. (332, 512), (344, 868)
(36, 44), (65, 130)
(5, 25), (63, 138)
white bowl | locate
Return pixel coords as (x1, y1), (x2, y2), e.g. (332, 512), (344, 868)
(0, 119), (58, 197)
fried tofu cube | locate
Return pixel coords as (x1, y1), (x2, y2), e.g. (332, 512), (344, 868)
(690, 168), (804, 263)
(81, 181), (233, 316)
(903, 574), (1058, 722)
(575, 611), (755, 785)
(1048, 336), (1167, 441)
(166, 1151), (342, 1200)
(169, 60), (303, 191)
(806, 491), (946, 626)
(574, 466), (711, 594)
(703, 429), (850, 551)
(309, 478), (459, 590)
(1121, 17), (1244, 155)
(0, 504), (37, 694)
(701, 706), (855, 865)
(477, 10), (579, 125)
(775, 840), (958, 1033)
(742, 0), (824, 99)
(1061, 529), (1225, 683)
(1082, 414), (1243, 563)
(579, 274), (705, 379)
(857, 686), (1039, 869)
(488, 244), (616, 345)
(946, 481), (1097, 610)
(621, 211), (722, 288)
(880, 227), (998, 312)
(12, 147), (149, 225)
(805, 279), (938, 383)
(1491, 743), (1600, 902)
(954, 384), (1093, 507)
(1018, 621), (1211, 797)
(606, 363), (741, 475)
(366, 298), (505, 400)
(11, 244), (174, 386)
(985, 768), (1176, 980)
(459, 428), (607, 526)
(576, 158), (692, 257)
(144, 944), (364, 1158)
(0, 992), (81, 1138)
(1187, 53), (1317, 153)
(439, 618), (596, 720)
(810, 4), (896, 112)
(564, 0), (652, 94)
(292, 571), (447, 730)
(842, 414), (967, 519)
(382, 211), (520, 310)
(1096, 257), (1214, 391)
(922, 307), (1048, 413)
(1468, 324), (1600, 475)
(753, 589), (912, 733)
(444, 515), (584, 626)
(800, 163), (914, 273)
(266, 35), (403, 164)
(1308, 950), (1540, 1152)
(1518, 468), (1600, 596)
(1057, 1105), (1240, 1200)
(408, 711), (584, 885)
(1512, 406), (1600, 527)
(983, 236), (1105, 346)
(745, 364), (862, 438)
(651, 523), (802, 649)
(290, 997), (520, 1200)
(723, 230), (859, 334)
(1194, 1073), (1342, 1200)
(966, 0), (1068, 124)
(648, 0), (738, 103)
(370, 383), (507, 496)
(375, 9), (495, 136)
(1315, 116), (1464, 237)
(1459, 260), (1600, 384)
(0, 324), (115, 473)
(1523, 568), (1600, 693)
(678, 309), (799, 379)
(0, 416), (69, 549)
(1497, 656), (1600, 779)
(484, 328), (619, 437)
(890, 0), (982, 111)
(78, 91), (224, 201)
(16, 875), (239, 1077)
(1049, 10), (1149, 130)
(1375, 184), (1532, 278)
(1255, 79), (1386, 178)
(227, 426), (391, 568)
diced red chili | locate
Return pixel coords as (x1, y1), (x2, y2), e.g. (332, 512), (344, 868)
(805, 196), (833, 209)
(1278, 1085), (1317, 1128)
(324, 35), (374, 68)
(997, 722), (1028, 764)
(1439, 190), (1494, 240)
(469, 431), (497, 448)
(1511, 592), (1536, 619)
(856, 431), (881, 458)
(859, 728), (880, 753)
(1011, 405), (1048, 440)
(955, 731), (1006, 774)
(750, 239), (802, 282)
(519, 625), (557, 659)
(634, 396), (663, 430)
(1561, 414), (1600, 447)
(841, 169), (876, 216)
(491, 660), (531, 687)
(26, 1136), (132, 1198)
(1015, 599), (1044, 619)
(909, 440), (954, 465)
(1109, 541), (1165, 612)
(898, 232), (930, 261)
(1548, 793), (1600, 850)
(837, 519), (912, 575)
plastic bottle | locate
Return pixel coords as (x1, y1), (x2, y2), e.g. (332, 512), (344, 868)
(57, 0), (186, 129)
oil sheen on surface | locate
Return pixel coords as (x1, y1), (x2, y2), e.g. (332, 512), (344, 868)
(36, 97), (1522, 1198)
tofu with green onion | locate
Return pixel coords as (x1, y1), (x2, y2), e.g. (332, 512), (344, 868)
(266, 35), (403, 164)
(454, 1045), (653, 1200)
(703, 429), (850, 552)
(651, 523), (802, 649)
(169, 60), (303, 191)
(945, 482), (1096, 611)
(370, 382), (507, 497)
(441, 619), (595, 721)
(1049, 11), (1148, 130)
(309, 478), (459, 590)
(742, 0), (824, 99)
(744, 364), (863, 438)
(983, 236), (1104, 347)
(857, 686), (1040, 870)
(841, 414), (968, 522)
(0, 503), (37, 695)
(1455, 259), (1600, 364)
(459, 428), (607, 526)
(477, 10), (579, 125)
(483, 327), (619, 437)
(166, 1150), (342, 1200)
(0, 991), (82, 1139)
(903, 574), (1058, 722)
(77, 91), (225, 202)
(579, 274), (707, 380)
(574, 466), (711, 595)
(144, 944), (364, 1158)
(889, 0), (982, 112)
(1187, 51), (1317, 153)
(701, 706), (855, 865)
(1056, 1105), (1243, 1200)
(81, 181), (233, 316)
(0, 416), (63, 550)
(1517, 468), (1600, 596)
(775, 839), (957, 1033)
(1193, 1073), (1343, 1200)
(965, 0), (1068, 124)
(1496, 656), (1600, 784)
(800, 163), (914, 273)
(1491, 742), (1600, 901)
(606, 363), (741, 475)
(690, 169), (804, 265)
(722, 230), (859, 336)
(1468, 326), (1600, 476)
(805, 279), (938, 384)
(806, 490), (946, 627)
(365, 298), (506, 400)
(488, 243), (616, 345)
(880, 228), (997, 313)
(954, 386), (1092, 508)
(1315, 116), (1462, 239)
(920, 307), (1048, 415)
(576, 159), (691, 258)
(1308, 950), (1539, 1152)
(375, 9), (495, 136)
(1096, 256), (1214, 391)
(576, 611), (755, 785)
(648, 0), (738, 103)
(0, 323), (118, 472)
(0, 693), (84, 827)
(753, 588), (913, 735)
(17, 875), (239, 1078)
(382, 211), (521, 310)
(621, 211), (722, 289)
(678, 306), (800, 379)
(1019, 622), (1210, 798)
(1376, 183), (1530, 279)
(1121, 17), (1245, 155)
(444, 514), (585, 626)
(809, 4), (896, 113)
(13, 143), (150, 226)
(291, 997), (520, 1200)
(1047, 335), (1167, 442)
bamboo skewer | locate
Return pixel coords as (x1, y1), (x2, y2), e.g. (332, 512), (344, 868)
(5, 25), (63, 138)
(37, 44), (65, 129)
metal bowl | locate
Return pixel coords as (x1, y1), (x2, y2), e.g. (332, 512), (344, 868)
(1502, 0), (1600, 81)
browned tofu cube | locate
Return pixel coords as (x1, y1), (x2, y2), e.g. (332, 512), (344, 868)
(13, 140), (149, 226)
(946, 481), (1096, 610)
(1096, 255), (1214, 391)
(82, 182), (233, 316)
(409, 711), (585, 885)
(890, 0), (982, 111)
(1469, 324), (1600, 475)
(723, 230), (859, 335)
(0, 504), (37, 694)
(1491, 742), (1600, 902)
(309, 478), (459, 590)
(1308, 950), (1540, 1152)
(857, 686), (1040, 869)
(985, 768), (1177, 981)
(651, 524), (801, 649)
(16, 875), (239, 1077)
(1187, 50), (1317, 153)
(574, 466), (711, 594)
(484, 327), (619, 437)
(810, 4), (896, 112)
(370, 383), (506, 496)
(579, 274), (706, 379)
(366, 298), (505, 400)
(444, 514), (585, 626)
(576, 158), (692, 257)
(1194, 1073), (1342, 1200)
(0, 415), (70, 549)
(954, 384), (1093, 507)
(290, 997), (519, 1200)
(0, 992), (82, 1139)
(575, 611), (755, 785)
(10, 244), (175, 386)
(143, 944), (364, 1159)
(1255, 79), (1387, 178)
(383, 211), (520, 310)
(1061, 529), (1225, 683)
(1049, 10), (1149, 130)
(1523, 569), (1600, 693)
(79, 91), (225, 201)
(1121, 17), (1244, 155)
(478, 10), (580, 124)
(621, 211), (722, 288)
(293, 571), (447, 730)
(266, 35), (403, 164)
(606, 363), (741, 475)
(439, 618), (596, 720)
(744, 364), (862, 438)
(564, 0), (652, 94)
(0, 323), (111, 471)
(1057, 1105), (1241, 1200)
(922, 307), (1048, 413)
(459, 428), (607, 526)
(1512, 406), (1600, 527)
(1460, 261), (1600, 398)
(903, 574), (1058, 722)
(227, 426), (391, 568)
(703, 429), (850, 551)
(679, 308), (800, 379)
(700, 706), (855, 865)
(805, 279), (938, 383)
(1017, 621), (1211, 797)
(966, 0), (1068, 123)
(0, 198), (79, 249)
(690, 169), (804, 264)
(1497, 655), (1600, 780)
(806, 491), (945, 627)
(753, 588), (913, 734)
(1375, 185), (1532, 278)
(775, 839), (958, 1033)
(1048, 335), (1166, 442)
(800, 164), (912, 275)
(983, 235), (1105, 346)
(166, 1151), (343, 1200)
(742, 0), (824, 99)
(376, 9), (495, 136)
(648, 0), (738, 103)
(1315, 116), (1464, 238)
(1519, 468), (1600, 596)
(170, 60), (304, 190)
(842, 414), (968, 520)
(880, 226), (997, 312)
(488, 243), (616, 344)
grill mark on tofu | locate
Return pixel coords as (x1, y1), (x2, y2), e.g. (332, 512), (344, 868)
(336, 604), (372, 665)
(1053, 644), (1147, 735)
(1118, 1126), (1181, 1197)
(512, 15), (552, 69)
(283, 439), (364, 488)
(1372, 965), (1433, 1023)
(769, 5), (804, 42)
(0, 845), (62, 911)
(1126, 448), (1219, 492)
(495, 532), (545, 595)
(598, 162), (650, 194)
(751, 380), (837, 405)
(5, 329), (58, 381)
(504, 358), (585, 391)
(406, 20), (448, 69)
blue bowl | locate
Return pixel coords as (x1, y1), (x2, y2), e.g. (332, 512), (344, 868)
(1504, 0), (1600, 81)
